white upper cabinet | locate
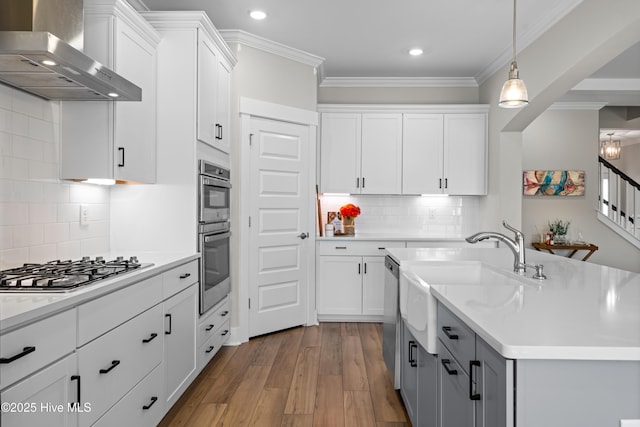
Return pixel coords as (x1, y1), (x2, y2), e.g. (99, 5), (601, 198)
(61, 0), (160, 184)
(320, 112), (402, 194)
(403, 112), (488, 195)
(319, 105), (488, 196)
(320, 113), (361, 194)
(443, 114), (487, 195)
(402, 114), (444, 195)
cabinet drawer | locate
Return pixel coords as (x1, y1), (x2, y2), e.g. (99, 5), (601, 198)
(438, 344), (475, 427)
(163, 260), (199, 298)
(198, 297), (230, 346)
(78, 303), (163, 426)
(405, 240), (497, 248)
(78, 274), (163, 346)
(197, 319), (230, 371)
(318, 240), (404, 256)
(437, 304), (475, 373)
(0, 309), (76, 390)
(93, 363), (165, 427)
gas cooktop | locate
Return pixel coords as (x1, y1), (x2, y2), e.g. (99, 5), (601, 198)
(0, 256), (152, 292)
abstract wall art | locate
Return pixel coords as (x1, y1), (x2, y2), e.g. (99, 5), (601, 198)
(523, 170), (585, 196)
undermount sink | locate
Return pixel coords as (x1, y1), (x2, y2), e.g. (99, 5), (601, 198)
(400, 260), (511, 353)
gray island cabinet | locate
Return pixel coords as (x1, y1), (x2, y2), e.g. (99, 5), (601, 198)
(432, 301), (640, 427)
(390, 247), (640, 427)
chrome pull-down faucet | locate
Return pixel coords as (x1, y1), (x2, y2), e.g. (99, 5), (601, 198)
(465, 220), (527, 275)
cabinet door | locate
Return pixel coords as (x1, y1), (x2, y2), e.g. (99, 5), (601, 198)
(400, 322), (418, 426)
(476, 338), (512, 427)
(113, 19), (157, 183)
(443, 114), (487, 195)
(438, 345), (475, 427)
(197, 30), (219, 146)
(362, 256), (385, 316)
(320, 113), (361, 193)
(417, 345), (438, 427)
(0, 353), (78, 427)
(214, 58), (232, 153)
(164, 284), (197, 408)
(361, 113), (403, 194)
(317, 255), (362, 315)
(402, 114), (444, 194)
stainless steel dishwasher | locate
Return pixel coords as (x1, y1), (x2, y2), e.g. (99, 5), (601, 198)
(383, 255), (400, 389)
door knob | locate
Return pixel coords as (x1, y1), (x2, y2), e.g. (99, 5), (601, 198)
(298, 232), (309, 240)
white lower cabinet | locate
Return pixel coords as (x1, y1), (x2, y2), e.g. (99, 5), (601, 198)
(316, 241), (404, 321)
(197, 296), (231, 372)
(0, 353), (79, 427)
(77, 304), (164, 426)
(164, 284), (198, 409)
(92, 363), (164, 427)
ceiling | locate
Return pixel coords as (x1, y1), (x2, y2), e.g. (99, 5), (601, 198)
(139, 0), (640, 141)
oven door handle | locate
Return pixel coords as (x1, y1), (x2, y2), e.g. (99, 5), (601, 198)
(203, 232), (231, 243)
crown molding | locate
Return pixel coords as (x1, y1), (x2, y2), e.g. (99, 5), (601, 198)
(317, 104), (490, 114)
(319, 77), (478, 88)
(219, 29), (324, 69)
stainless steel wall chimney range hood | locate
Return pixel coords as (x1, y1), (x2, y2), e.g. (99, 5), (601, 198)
(0, 0), (141, 101)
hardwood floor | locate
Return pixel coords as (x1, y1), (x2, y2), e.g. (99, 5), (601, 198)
(159, 322), (409, 427)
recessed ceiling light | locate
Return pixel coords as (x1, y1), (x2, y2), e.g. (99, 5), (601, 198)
(107, 92), (119, 98)
(250, 10), (267, 20)
(409, 48), (423, 56)
(41, 59), (57, 66)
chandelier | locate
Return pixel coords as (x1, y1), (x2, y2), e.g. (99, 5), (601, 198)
(600, 133), (621, 160)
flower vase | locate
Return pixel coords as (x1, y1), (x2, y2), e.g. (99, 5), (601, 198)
(554, 234), (568, 245)
(342, 216), (355, 235)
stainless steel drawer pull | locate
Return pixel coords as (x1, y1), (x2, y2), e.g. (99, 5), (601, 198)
(0, 346), (35, 364)
(99, 360), (120, 374)
(442, 326), (459, 340)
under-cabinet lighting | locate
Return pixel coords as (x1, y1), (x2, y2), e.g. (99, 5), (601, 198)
(84, 178), (116, 185)
(41, 59), (57, 66)
(409, 48), (423, 56)
(322, 193), (350, 196)
(421, 194), (449, 197)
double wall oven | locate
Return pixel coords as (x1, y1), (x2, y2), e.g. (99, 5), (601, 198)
(198, 161), (231, 315)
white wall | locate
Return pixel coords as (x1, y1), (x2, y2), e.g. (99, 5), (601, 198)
(522, 108), (640, 273)
(0, 85), (110, 269)
(318, 86), (479, 104)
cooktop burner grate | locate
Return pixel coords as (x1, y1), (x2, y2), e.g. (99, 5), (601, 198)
(0, 256), (150, 292)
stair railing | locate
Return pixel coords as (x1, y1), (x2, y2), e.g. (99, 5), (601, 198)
(598, 156), (640, 239)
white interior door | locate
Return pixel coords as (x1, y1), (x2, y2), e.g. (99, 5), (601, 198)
(249, 117), (310, 337)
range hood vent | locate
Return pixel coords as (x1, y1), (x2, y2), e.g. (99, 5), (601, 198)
(0, 0), (141, 101)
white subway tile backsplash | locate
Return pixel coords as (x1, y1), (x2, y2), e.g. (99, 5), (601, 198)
(11, 112), (29, 137)
(44, 223), (70, 243)
(0, 226), (12, 249)
(12, 224), (44, 247)
(29, 244), (57, 263)
(29, 203), (58, 224)
(13, 135), (44, 160)
(0, 203), (28, 226)
(57, 240), (81, 261)
(0, 84), (110, 268)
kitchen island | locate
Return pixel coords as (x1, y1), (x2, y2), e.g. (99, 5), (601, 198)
(387, 247), (640, 427)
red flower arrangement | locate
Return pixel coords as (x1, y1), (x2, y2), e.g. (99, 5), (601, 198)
(339, 203), (361, 218)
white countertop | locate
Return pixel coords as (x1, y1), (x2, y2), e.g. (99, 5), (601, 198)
(387, 247), (640, 361)
(316, 233), (467, 242)
(0, 252), (199, 334)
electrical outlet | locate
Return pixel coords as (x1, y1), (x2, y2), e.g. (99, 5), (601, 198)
(80, 204), (89, 226)
(428, 208), (436, 220)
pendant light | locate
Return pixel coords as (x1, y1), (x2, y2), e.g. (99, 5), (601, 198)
(498, 0), (529, 108)
(600, 133), (621, 160)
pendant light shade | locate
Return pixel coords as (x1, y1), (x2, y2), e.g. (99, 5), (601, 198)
(499, 0), (528, 108)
